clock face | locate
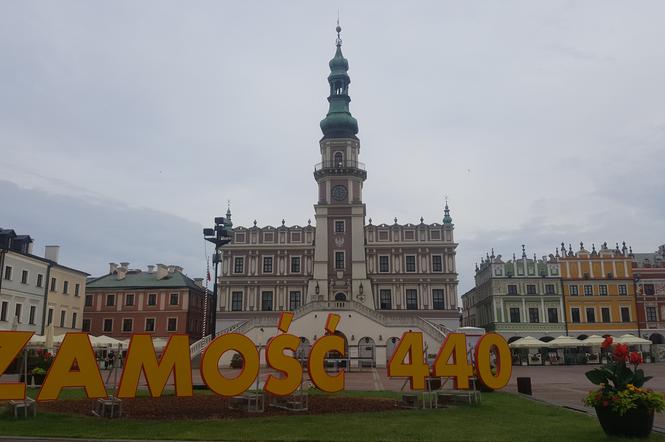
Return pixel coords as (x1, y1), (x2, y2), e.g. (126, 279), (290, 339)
(331, 185), (348, 201)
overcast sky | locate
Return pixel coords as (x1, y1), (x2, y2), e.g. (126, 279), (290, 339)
(1, 1), (664, 294)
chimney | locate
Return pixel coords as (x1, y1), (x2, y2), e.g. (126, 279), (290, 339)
(109, 262), (118, 274)
(116, 264), (128, 280)
(27, 242), (34, 254)
(194, 278), (204, 288)
(45, 245), (60, 263)
(156, 263), (169, 280)
(147, 265), (155, 273)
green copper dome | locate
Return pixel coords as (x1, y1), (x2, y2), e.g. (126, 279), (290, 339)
(443, 202), (453, 225)
(320, 25), (358, 139)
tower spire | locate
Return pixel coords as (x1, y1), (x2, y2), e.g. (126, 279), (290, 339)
(320, 22), (358, 139)
(442, 196), (453, 224)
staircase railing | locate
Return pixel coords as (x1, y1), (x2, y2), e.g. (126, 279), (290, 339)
(189, 320), (247, 359)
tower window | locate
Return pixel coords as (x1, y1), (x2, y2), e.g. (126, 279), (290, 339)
(335, 221), (345, 233)
(334, 152), (344, 167)
(335, 252), (345, 270)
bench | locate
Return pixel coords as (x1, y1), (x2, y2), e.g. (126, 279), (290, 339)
(436, 390), (480, 406)
(8, 398), (36, 418)
(268, 392), (309, 411)
(229, 392), (264, 412)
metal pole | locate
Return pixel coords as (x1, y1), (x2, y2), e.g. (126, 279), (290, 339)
(210, 248), (220, 337)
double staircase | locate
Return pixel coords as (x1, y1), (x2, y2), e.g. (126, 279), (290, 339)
(189, 300), (453, 359)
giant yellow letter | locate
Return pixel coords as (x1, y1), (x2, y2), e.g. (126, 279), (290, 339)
(37, 333), (106, 401)
(201, 333), (259, 397)
(0, 331), (32, 400)
(118, 334), (193, 398)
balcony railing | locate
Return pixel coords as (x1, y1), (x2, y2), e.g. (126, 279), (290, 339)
(314, 160), (366, 171)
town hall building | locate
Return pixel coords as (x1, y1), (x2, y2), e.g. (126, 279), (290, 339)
(206, 26), (460, 367)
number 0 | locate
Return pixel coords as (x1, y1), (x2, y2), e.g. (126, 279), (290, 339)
(474, 333), (511, 390)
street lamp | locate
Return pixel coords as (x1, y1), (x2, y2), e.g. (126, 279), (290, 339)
(203, 216), (232, 337)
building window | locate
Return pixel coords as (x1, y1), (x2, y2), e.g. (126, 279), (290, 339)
(14, 304), (22, 323)
(21, 270), (28, 284)
(547, 308), (558, 323)
(234, 233), (246, 243)
(526, 285), (536, 295)
(645, 284), (656, 296)
(167, 318), (177, 332)
(120, 318), (132, 332)
(406, 289), (418, 310)
(570, 285), (579, 296)
(378, 230), (389, 241)
(571, 308), (581, 323)
(646, 306), (658, 322)
(82, 319), (91, 332)
(170, 293), (179, 305)
(261, 291), (273, 311)
(507, 285), (518, 295)
(545, 284), (555, 295)
(335, 221), (345, 233)
(50, 277), (56, 292)
(621, 307), (631, 322)
(0, 301), (7, 321)
(291, 257), (301, 273)
(47, 308), (53, 325)
(103, 319), (113, 332)
(36, 274), (43, 288)
(59, 310), (66, 327)
(379, 256), (390, 273)
(335, 252), (345, 270)
(619, 284), (627, 295)
(75, 284), (80, 297)
(145, 318), (155, 332)
(601, 307), (611, 323)
(148, 293), (157, 306)
(289, 291), (301, 311)
(29, 305), (36, 325)
(405, 256), (416, 273)
(599, 285), (608, 296)
(432, 255), (443, 272)
(234, 257), (244, 274)
(71, 312), (77, 329)
(263, 257), (273, 273)
(85, 295), (93, 307)
(334, 151), (344, 166)
(379, 290), (391, 310)
(63, 281), (69, 294)
(509, 308), (520, 323)
(528, 308), (539, 323)
(106, 294), (115, 307)
(231, 292), (243, 311)
(125, 294), (134, 306)
(4, 266), (12, 280)
(584, 285), (593, 296)
(586, 308), (596, 323)
(432, 289), (445, 310)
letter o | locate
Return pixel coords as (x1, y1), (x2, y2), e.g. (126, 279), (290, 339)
(201, 333), (259, 397)
(474, 333), (511, 390)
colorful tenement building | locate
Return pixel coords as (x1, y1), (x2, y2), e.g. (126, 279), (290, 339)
(559, 241), (638, 337)
(633, 245), (665, 343)
(462, 241), (645, 341)
(461, 247), (566, 340)
(84, 263), (213, 343)
(0, 228), (88, 335)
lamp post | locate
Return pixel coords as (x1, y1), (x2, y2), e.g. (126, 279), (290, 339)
(204, 216), (232, 337)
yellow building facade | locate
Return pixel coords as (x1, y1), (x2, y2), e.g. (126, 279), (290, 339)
(560, 242), (638, 336)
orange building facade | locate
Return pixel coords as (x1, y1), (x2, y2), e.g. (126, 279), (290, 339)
(560, 242), (638, 337)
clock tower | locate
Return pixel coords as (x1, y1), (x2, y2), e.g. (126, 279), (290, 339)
(308, 24), (372, 308)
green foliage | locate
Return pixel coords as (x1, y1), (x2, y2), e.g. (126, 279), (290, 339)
(585, 385), (665, 416)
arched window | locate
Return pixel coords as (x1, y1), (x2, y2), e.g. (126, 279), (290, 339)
(334, 152), (344, 167)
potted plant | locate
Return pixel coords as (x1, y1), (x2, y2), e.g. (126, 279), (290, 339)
(31, 367), (47, 385)
(584, 336), (665, 438)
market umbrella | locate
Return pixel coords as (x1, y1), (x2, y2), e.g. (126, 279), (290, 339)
(44, 324), (55, 350)
(581, 335), (607, 346)
(615, 334), (652, 345)
(546, 335), (583, 348)
(509, 336), (546, 349)
(29, 334), (46, 345)
(91, 335), (125, 347)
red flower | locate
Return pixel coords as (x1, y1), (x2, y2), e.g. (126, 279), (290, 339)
(602, 400), (609, 407)
(629, 351), (643, 365)
(601, 336), (613, 349)
(613, 343), (629, 361)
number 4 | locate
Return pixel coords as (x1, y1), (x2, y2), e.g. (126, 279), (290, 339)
(386, 332), (429, 390)
(432, 333), (474, 389)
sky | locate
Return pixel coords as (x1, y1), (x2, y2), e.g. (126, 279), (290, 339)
(0, 1), (664, 295)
